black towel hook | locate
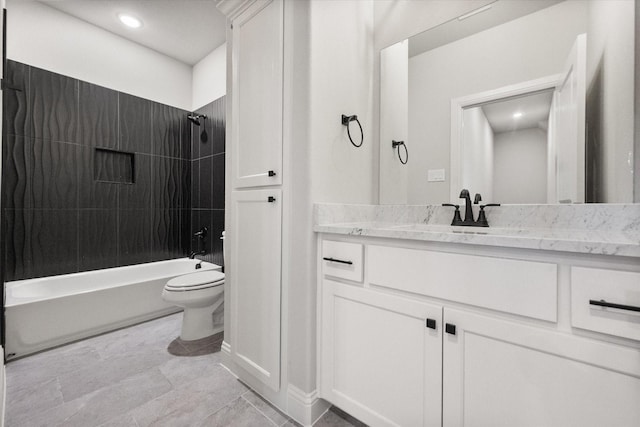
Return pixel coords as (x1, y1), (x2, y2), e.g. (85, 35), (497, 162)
(392, 140), (408, 164)
(341, 114), (363, 148)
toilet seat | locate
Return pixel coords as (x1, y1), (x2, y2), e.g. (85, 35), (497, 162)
(164, 271), (224, 292)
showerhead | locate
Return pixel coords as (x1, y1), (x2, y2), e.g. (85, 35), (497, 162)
(187, 114), (207, 126)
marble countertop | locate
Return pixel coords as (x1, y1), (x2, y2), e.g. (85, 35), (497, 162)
(313, 204), (640, 258)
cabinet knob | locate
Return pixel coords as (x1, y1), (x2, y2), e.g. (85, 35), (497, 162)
(268, 196), (276, 203)
(268, 170), (276, 177)
(426, 318), (437, 330)
(445, 323), (456, 335)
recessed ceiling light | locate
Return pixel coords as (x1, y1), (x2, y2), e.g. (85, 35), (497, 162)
(513, 112), (523, 119)
(118, 13), (142, 29)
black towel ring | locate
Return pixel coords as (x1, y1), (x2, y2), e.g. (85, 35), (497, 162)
(341, 114), (363, 148)
(392, 140), (408, 164)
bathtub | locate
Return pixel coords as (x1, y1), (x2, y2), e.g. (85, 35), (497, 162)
(5, 259), (221, 360)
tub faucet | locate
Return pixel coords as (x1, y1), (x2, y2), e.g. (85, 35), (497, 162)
(190, 227), (208, 259)
(189, 250), (205, 260)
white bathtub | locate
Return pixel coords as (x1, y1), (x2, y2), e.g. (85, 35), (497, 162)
(5, 259), (221, 359)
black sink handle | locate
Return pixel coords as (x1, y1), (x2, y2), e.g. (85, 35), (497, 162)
(442, 204), (463, 226)
(480, 203), (501, 208)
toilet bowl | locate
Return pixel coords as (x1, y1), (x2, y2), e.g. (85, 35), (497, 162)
(162, 270), (225, 341)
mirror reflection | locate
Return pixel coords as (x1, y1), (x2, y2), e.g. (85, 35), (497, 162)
(379, 0), (637, 204)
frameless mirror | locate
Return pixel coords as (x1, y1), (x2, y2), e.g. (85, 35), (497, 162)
(379, 0), (637, 204)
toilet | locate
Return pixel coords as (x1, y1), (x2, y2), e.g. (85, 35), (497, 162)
(162, 270), (225, 341)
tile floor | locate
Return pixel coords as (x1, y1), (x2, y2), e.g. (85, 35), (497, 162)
(5, 313), (365, 427)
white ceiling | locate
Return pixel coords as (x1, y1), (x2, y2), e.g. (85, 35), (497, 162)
(481, 90), (553, 134)
(39, 0), (227, 66)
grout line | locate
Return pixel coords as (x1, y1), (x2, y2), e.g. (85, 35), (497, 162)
(239, 394), (281, 427)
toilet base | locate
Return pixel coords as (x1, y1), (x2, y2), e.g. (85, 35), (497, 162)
(180, 303), (223, 341)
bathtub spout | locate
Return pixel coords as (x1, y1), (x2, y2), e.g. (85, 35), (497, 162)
(189, 250), (205, 259)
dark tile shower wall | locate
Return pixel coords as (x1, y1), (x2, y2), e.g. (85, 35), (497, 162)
(2, 60), (193, 281)
(190, 97), (225, 267)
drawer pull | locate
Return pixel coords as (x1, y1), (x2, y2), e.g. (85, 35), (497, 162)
(589, 299), (640, 313)
(323, 257), (353, 265)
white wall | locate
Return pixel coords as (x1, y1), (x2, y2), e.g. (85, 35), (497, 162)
(407, 0), (588, 204)
(379, 40), (408, 204)
(283, 0), (375, 399)
(308, 0), (375, 204)
(462, 107), (494, 202)
(585, 0), (635, 203)
(7, 0), (193, 110)
(493, 128), (547, 204)
(192, 43), (227, 110)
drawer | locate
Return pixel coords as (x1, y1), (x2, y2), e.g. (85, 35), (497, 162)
(368, 245), (557, 322)
(571, 267), (640, 341)
(322, 241), (363, 282)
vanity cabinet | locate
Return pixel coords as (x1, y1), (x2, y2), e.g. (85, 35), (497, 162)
(320, 280), (443, 427)
(318, 238), (640, 427)
(443, 308), (640, 427)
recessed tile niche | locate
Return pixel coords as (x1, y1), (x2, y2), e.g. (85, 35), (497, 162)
(94, 148), (135, 184)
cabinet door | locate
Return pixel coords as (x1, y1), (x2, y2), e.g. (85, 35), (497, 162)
(320, 280), (442, 427)
(443, 308), (640, 427)
(231, 0), (283, 189)
(229, 189), (282, 391)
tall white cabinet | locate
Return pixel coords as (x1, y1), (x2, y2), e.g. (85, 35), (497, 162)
(223, 0), (285, 395)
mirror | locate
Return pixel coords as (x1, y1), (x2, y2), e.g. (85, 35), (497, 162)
(379, 0), (637, 204)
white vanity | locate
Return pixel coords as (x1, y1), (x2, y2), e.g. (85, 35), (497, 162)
(315, 204), (640, 427)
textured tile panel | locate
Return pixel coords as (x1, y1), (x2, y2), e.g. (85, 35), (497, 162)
(3, 60), (30, 137)
(119, 93), (152, 154)
(30, 139), (80, 209)
(151, 209), (182, 261)
(152, 103), (182, 158)
(28, 209), (79, 278)
(79, 209), (118, 271)
(152, 156), (184, 209)
(30, 66), (78, 143)
(212, 153), (225, 210)
(198, 156), (213, 209)
(2, 135), (31, 210)
(79, 82), (118, 149)
(117, 209), (153, 266)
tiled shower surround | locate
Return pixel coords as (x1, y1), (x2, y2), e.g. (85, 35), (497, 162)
(190, 98), (225, 268)
(2, 60), (225, 281)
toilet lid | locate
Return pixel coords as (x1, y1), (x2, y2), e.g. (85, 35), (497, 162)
(165, 271), (225, 291)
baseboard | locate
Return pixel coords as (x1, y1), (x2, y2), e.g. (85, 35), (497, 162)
(287, 384), (330, 427)
(221, 340), (231, 357)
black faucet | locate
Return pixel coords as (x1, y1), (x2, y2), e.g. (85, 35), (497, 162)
(443, 190), (500, 227)
(189, 227), (208, 259)
(459, 189), (475, 225)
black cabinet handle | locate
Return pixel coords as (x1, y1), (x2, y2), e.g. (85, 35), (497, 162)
(426, 318), (437, 330)
(589, 299), (640, 313)
(268, 196), (276, 203)
(445, 323), (456, 335)
(268, 170), (276, 177)
(322, 257), (353, 265)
